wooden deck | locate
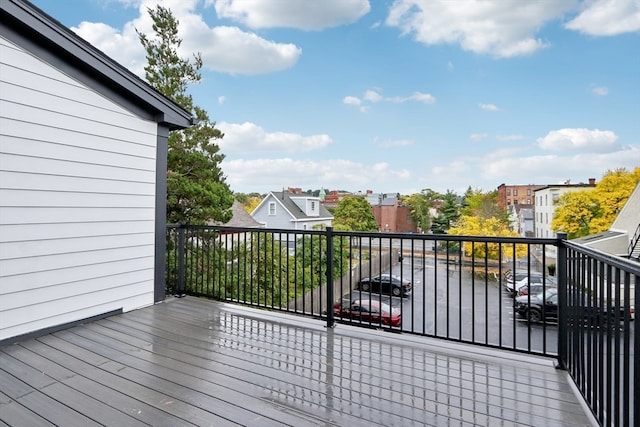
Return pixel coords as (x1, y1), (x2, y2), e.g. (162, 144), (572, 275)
(0, 297), (595, 426)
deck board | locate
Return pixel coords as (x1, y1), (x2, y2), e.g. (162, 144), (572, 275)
(0, 297), (595, 426)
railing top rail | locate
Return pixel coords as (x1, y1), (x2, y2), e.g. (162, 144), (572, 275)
(564, 238), (640, 275)
(167, 223), (559, 245)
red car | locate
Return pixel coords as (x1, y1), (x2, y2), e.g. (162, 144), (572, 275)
(333, 298), (401, 327)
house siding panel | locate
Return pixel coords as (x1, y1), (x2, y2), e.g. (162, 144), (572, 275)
(0, 37), (158, 341)
(251, 195), (293, 229)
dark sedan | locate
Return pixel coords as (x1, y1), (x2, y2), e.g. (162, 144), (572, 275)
(333, 298), (401, 327)
(514, 290), (558, 323)
(357, 274), (412, 297)
(515, 289), (633, 325)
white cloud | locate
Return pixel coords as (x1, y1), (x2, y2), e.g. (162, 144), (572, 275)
(364, 89), (383, 102)
(217, 122), (333, 153)
(391, 92), (436, 104)
(479, 103), (500, 111)
(428, 143), (639, 195)
(212, 0), (371, 30)
(218, 96), (226, 104)
(342, 96), (361, 106)
(375, 138), (414, 148)
(470, 133), (488, 141)
(347, 88), (435, 110)
(565, 0), (640, 36)
(537, 128), (618, 152)
(591, 86), (609, 96)
(385, 0), (576, 57)
(222, 157), (411, 194)
(479, 146), (640, 186)
(71, 1), (301, 76)
(194, 26), (301, 75)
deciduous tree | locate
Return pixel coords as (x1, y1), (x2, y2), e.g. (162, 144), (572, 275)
(235, 193), (263, 213)
(332, 196), (378, 231)
(403, 189), (440, 232)
(461, 188), (508, 222)
(552, 167), (640, 238)
(448, 216), (526, 260)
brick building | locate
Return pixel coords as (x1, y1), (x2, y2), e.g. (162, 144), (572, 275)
(496, 184), (542, 209)
(371, 197), (417, 233)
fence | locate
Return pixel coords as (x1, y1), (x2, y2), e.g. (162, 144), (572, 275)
(166, 224), (638, 427)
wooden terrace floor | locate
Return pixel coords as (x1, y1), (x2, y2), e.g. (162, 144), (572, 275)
(0, 297), (596, 426)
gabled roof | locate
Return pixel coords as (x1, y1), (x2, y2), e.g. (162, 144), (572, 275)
(0, 0), (193, 130)
(258, 191), (333, 221)
(212, 201), (263, 228)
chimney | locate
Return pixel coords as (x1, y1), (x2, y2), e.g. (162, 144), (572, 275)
(588, 178), (596, 185)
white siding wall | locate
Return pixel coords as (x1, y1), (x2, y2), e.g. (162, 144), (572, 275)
(534, 186), (595, 238)
(251, 196), (292, 229)
(0, 37), (158, 340)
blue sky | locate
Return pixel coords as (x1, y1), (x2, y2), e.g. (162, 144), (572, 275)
(30, 0), (640, 195)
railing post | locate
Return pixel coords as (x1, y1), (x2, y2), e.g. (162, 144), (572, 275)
(326, 226), (335, 328)
(635, 272), (640, 427)
(176, 222), (186, 297)
(556, 232), (568, 369)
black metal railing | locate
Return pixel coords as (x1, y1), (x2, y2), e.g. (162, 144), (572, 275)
(166, 224), (638, 427)
(560, 241), (638, 427)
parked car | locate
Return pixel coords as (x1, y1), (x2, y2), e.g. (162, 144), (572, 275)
(515, 276), (558, 297)
(514, 289), (633, 325)
(504, 270), (543, 293)
(333, 298), (401, 327)
(357, 274), (412, 297)
(514, 289), (559, 323)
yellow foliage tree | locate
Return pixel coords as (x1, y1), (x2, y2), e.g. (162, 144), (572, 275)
(552, 167), (640, 238)
(551, 191), (600, 238)
(448, 216), (528, 260)
(242, 196), (262, 214)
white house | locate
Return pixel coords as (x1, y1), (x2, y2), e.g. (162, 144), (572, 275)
(251, 191), (334, 230)
(0, 0), (193, 344)
(534, 179), (596, 238)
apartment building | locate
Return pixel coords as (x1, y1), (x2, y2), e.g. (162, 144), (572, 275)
(534, 179), (596, 238)
(496, 184), (542, 208)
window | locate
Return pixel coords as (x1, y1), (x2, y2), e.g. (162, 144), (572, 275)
(527, 199), (531, 204)
(527, 189), (531, 196)
(506, 189), (511, 196)
(507, 199), (511, 205)
(311, 201), (316, 211)
(545, 213), (548, 224)
(268, 202), (276, 216)
(514, 189), (518, 196)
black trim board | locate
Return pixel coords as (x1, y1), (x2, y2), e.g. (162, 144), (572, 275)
(0, 308), (123, 348)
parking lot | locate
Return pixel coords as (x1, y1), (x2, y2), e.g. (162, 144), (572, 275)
(341, 255), (559, 354)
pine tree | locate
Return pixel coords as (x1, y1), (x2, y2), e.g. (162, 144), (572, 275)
(138, 5), (233, 224)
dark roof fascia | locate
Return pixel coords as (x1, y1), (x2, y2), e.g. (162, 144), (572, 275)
(1, 0), (193, 130)
(533, 183), (596, 192)
(295, 217), (334, 223)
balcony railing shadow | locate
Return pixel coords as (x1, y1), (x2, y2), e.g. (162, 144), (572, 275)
(166, 224), (638, 427)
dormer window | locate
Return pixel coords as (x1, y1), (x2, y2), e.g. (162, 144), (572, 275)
(268, 202), (276, 216)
